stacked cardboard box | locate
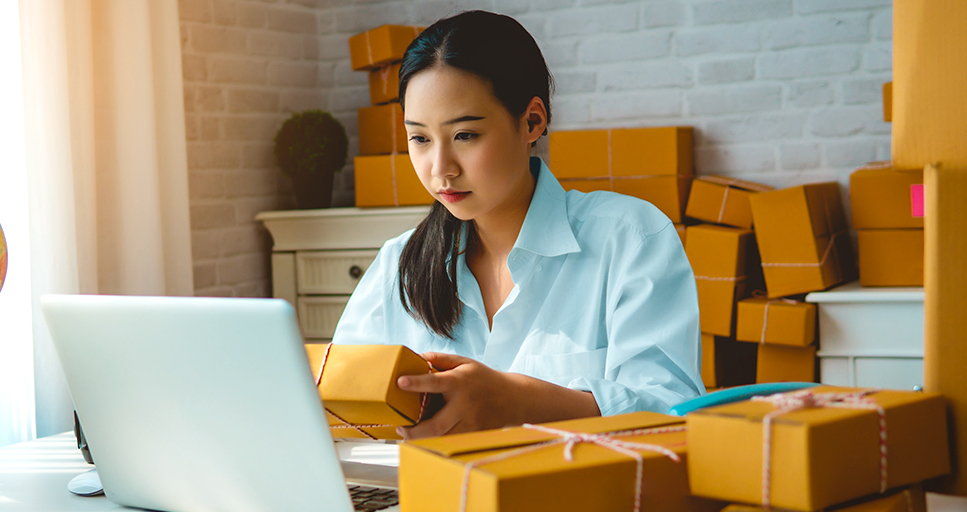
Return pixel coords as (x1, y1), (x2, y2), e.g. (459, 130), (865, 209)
(348, 25), (432, 207)
(849, 162), (924, 287)
(548, 126), (693, 228)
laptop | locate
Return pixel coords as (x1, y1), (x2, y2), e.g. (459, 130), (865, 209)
(41, 294), (401, 512)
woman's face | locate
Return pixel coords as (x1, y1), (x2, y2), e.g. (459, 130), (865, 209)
(403, 66), (543, 224)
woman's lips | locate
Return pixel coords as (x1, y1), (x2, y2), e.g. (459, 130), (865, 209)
(439, 190), (471, 203)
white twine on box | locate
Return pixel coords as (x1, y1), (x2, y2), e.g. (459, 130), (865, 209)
(458, 423), (686, 512)
(750, 291), (801, 344)
(751, 389), (888, 508)
(717, 185), (730, 224)
(314, 343), (433, 439)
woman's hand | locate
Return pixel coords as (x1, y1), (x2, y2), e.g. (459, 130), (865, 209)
(396, 352), (600, 440)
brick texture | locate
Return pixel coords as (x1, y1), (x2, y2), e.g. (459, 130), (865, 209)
(181, 0), (894, 298)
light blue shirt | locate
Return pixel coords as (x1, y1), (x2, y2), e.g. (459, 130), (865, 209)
(332, 157), (704, 415)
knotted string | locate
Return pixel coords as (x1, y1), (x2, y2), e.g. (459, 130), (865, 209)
(458, 424), (685, 512)
(750, 290), (801, 344)
(314, 343), (433, 439)
(751, 390), (888, 507)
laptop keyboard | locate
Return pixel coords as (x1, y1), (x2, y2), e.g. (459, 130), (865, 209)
(348, 485), (399, 511)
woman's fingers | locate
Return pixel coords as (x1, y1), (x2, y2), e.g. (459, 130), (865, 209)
(421, 351), (473, 371)
(398, 371), (449, 393)
(398, 403), (461, 440)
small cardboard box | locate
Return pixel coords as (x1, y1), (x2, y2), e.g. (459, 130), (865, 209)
(735, 298), (816, 347)
(702, 333), (757, 389)
(850, 163), (923, 229)
(348, 25), (422, 71)
(755, 343), (816, 384)
(687, 386), (950, 511)
(686, 225), (762, 337)
(399, 412), (725, 512)
(685, 175), (773, 229)
(883, 81), (892, 123)
(548, 126), (693, 179)
(721, 484), (925, 512)
(858, 229), (924, 287)
(358, 103), (407, 156)
(354, 154), (433, 207)
(892, 0), (967, 170)
(368, 61), (401, 105)
(749, 182), (857, 298)
(558, 176), (691, 223)
(305, 344), (434, 440)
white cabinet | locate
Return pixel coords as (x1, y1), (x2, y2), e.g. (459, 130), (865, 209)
(257, 207), (429, 343)
(806, 281), (924, 390)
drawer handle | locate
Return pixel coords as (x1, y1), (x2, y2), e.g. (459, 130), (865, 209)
(348, 265), (363, 279)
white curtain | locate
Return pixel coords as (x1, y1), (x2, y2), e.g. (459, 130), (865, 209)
(0, 0), (193, 446)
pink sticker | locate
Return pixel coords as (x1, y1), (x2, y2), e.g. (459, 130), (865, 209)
(911, 184), (924, 218)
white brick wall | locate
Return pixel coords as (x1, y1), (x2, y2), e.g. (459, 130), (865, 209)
(181, 0), (893, 298)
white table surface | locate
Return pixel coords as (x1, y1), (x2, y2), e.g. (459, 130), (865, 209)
(0, 433), (401, 511)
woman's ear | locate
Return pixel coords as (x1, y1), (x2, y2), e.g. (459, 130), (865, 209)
(522, 97), (548, 144)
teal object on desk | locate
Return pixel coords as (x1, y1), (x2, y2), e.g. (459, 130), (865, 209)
(666, 382), (820, 417)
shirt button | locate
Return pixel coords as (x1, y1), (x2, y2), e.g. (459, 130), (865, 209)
(536, 265), (543, 272)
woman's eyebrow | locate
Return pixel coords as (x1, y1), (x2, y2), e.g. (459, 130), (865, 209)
(404, 115), (485, 127)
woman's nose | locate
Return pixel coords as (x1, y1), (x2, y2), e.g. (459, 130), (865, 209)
(430, 146), (460, 179)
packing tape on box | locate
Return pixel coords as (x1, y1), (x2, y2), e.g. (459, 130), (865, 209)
(751, 389), (888, 508)
(459, 423), (687, 512)
(315, 343), (434, 439)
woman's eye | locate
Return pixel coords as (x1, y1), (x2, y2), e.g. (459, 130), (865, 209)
(455, 132), (477, 141)
(409, 135), (429, 144)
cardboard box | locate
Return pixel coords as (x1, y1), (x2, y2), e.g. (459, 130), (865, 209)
(749, 182), (857, 298)
(548, 126), (693, 179)
(686, 225), (762, 337)
(358, 103), (407, 156)
(348, 25), (422, 71)
(687, 386), (949, 511)
(892, 1), (967, 169)
(702, 333), (757, 389)
(685, 175), (773, 229)
(923, 164), (967, 495)
(721, 484), (925, 512)
(399, 412), (725, 512)
(354, 154), (433, 207)
(850, 163), (923, 229)
(305, 344), (434, 440)
(858, 229), (924, 287)
(558, 176), (692, 223)
(368, 61), (401, 105)
(735, 298), (816, 347)
(883, 81), (892, 123)
(755, 344), (816, 384)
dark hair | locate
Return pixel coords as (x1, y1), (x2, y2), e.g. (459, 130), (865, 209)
(396, 11), (553, 339)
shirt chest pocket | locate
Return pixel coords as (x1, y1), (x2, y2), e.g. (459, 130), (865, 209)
(522, 347), (608, 388)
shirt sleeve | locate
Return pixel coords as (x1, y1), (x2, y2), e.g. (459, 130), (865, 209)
(566, 222), (705, 416)
(330, 241), (398, 346)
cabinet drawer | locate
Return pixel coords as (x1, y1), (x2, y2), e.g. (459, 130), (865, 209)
(296, 250), (378, 295)
(297, 296), (350, 339)
(819, 355), (923, 390)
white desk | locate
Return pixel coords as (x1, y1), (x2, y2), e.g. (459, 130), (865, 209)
(0, 433), (400, 511)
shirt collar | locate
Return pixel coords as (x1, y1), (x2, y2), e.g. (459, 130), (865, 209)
(512, 157), (582, 258)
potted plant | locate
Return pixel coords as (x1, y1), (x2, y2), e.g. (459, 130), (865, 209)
(274, 110), (349, 209)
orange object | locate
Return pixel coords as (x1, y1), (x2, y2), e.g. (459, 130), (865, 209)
(849, 163), (923, 229)
(892, 1), (967, 169)
(721, 484), (925, 512)
(348, 25), (422, 71)
(923, 164), (967, 495)
(749, 183), (857, 298)
(735, 298), (816, 347)
(354, 154), (433, 207)
(558, 176), (692, 223)
(358, 103), (407, 156)
(687, 386), (949, 511)
(305, 344), (434, 440)
(399, 412), (725, 512)
(685, 175), (772, 229)
(686, 225), (762, 337)
(857, 229), (924, 287)
(549, 126), (693, 178)
(701, 333), (757, 389)
(368, 61), (401, 105)
(755, 343), (816, 384)
(883, 81), (892, 123)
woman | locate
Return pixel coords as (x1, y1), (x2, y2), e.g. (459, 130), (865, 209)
(332, 10), (703, 440)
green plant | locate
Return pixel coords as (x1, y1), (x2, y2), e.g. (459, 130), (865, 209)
(274, 110), (348, 179)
